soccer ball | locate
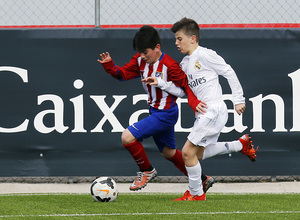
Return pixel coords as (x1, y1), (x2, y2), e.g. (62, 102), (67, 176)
(90, 177), (118, 202)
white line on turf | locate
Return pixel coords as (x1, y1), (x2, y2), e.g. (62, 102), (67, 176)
(0, 211), (299, 218)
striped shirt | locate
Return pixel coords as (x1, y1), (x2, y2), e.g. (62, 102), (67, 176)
(101, 52), (198, 110)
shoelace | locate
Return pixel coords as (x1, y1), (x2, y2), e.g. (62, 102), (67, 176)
(136, 172), (143, 182)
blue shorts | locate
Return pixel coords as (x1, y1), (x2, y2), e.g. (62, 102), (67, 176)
(128, 105), (178, 152)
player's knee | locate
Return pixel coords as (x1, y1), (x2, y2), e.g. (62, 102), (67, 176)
(121, 129), (136, 146)
(182, 148), (192, 161)
(161, 147), (176, 159)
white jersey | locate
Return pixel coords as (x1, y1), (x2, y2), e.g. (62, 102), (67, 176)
(180, 46), (245, 105)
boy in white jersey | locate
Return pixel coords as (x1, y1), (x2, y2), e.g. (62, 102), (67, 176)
(172, 18), (259, 201)
(97, 25), (214, 192)
(145, 18), (258, 201)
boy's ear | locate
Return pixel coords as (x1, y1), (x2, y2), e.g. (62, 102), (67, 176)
(191, 35), (197, 44)
(155, 44), (161, 51)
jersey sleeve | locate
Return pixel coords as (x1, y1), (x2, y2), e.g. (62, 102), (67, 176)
(156, 77), (185, 98)
(100, 53), (141, 81)
(167, 61), (201, 111)
(204, 50), (245, 105)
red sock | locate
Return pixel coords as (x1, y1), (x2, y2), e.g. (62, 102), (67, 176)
(123, 141), (151, 171)
(166, 149), (188, 176)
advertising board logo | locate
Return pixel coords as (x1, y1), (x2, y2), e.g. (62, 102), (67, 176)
(0, 66), (300, 134)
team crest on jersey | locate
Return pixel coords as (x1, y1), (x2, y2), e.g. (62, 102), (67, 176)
(194, 61), (201, 71)
(155, 71), (163, 78)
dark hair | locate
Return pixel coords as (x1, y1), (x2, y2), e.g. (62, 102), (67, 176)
(133, 25), (161, 51)
(171, 17), (200, 42)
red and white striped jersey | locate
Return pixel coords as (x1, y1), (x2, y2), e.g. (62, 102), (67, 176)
(101, 52), (198, 110)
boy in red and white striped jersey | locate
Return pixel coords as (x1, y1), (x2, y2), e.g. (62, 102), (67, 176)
(97, 25), (213, 191)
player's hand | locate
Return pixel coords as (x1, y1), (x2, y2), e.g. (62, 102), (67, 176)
(195, 101), (207, 116)
(235, 103), (246, 115)
(97, 52), (112, 63)
(141, 77), (158, 85)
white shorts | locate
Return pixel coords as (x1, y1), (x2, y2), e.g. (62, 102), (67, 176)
(188, 101), (228, 147)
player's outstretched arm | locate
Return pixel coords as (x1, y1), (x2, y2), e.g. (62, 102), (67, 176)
(97, 52), (122, 79)
(97, 52), (141, 81)
(142, 77), (185, 98)
(97, 52), (112, 64)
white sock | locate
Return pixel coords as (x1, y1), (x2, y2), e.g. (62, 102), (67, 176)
(202, 140), (242, 160)
(186, 162), (203, 196)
